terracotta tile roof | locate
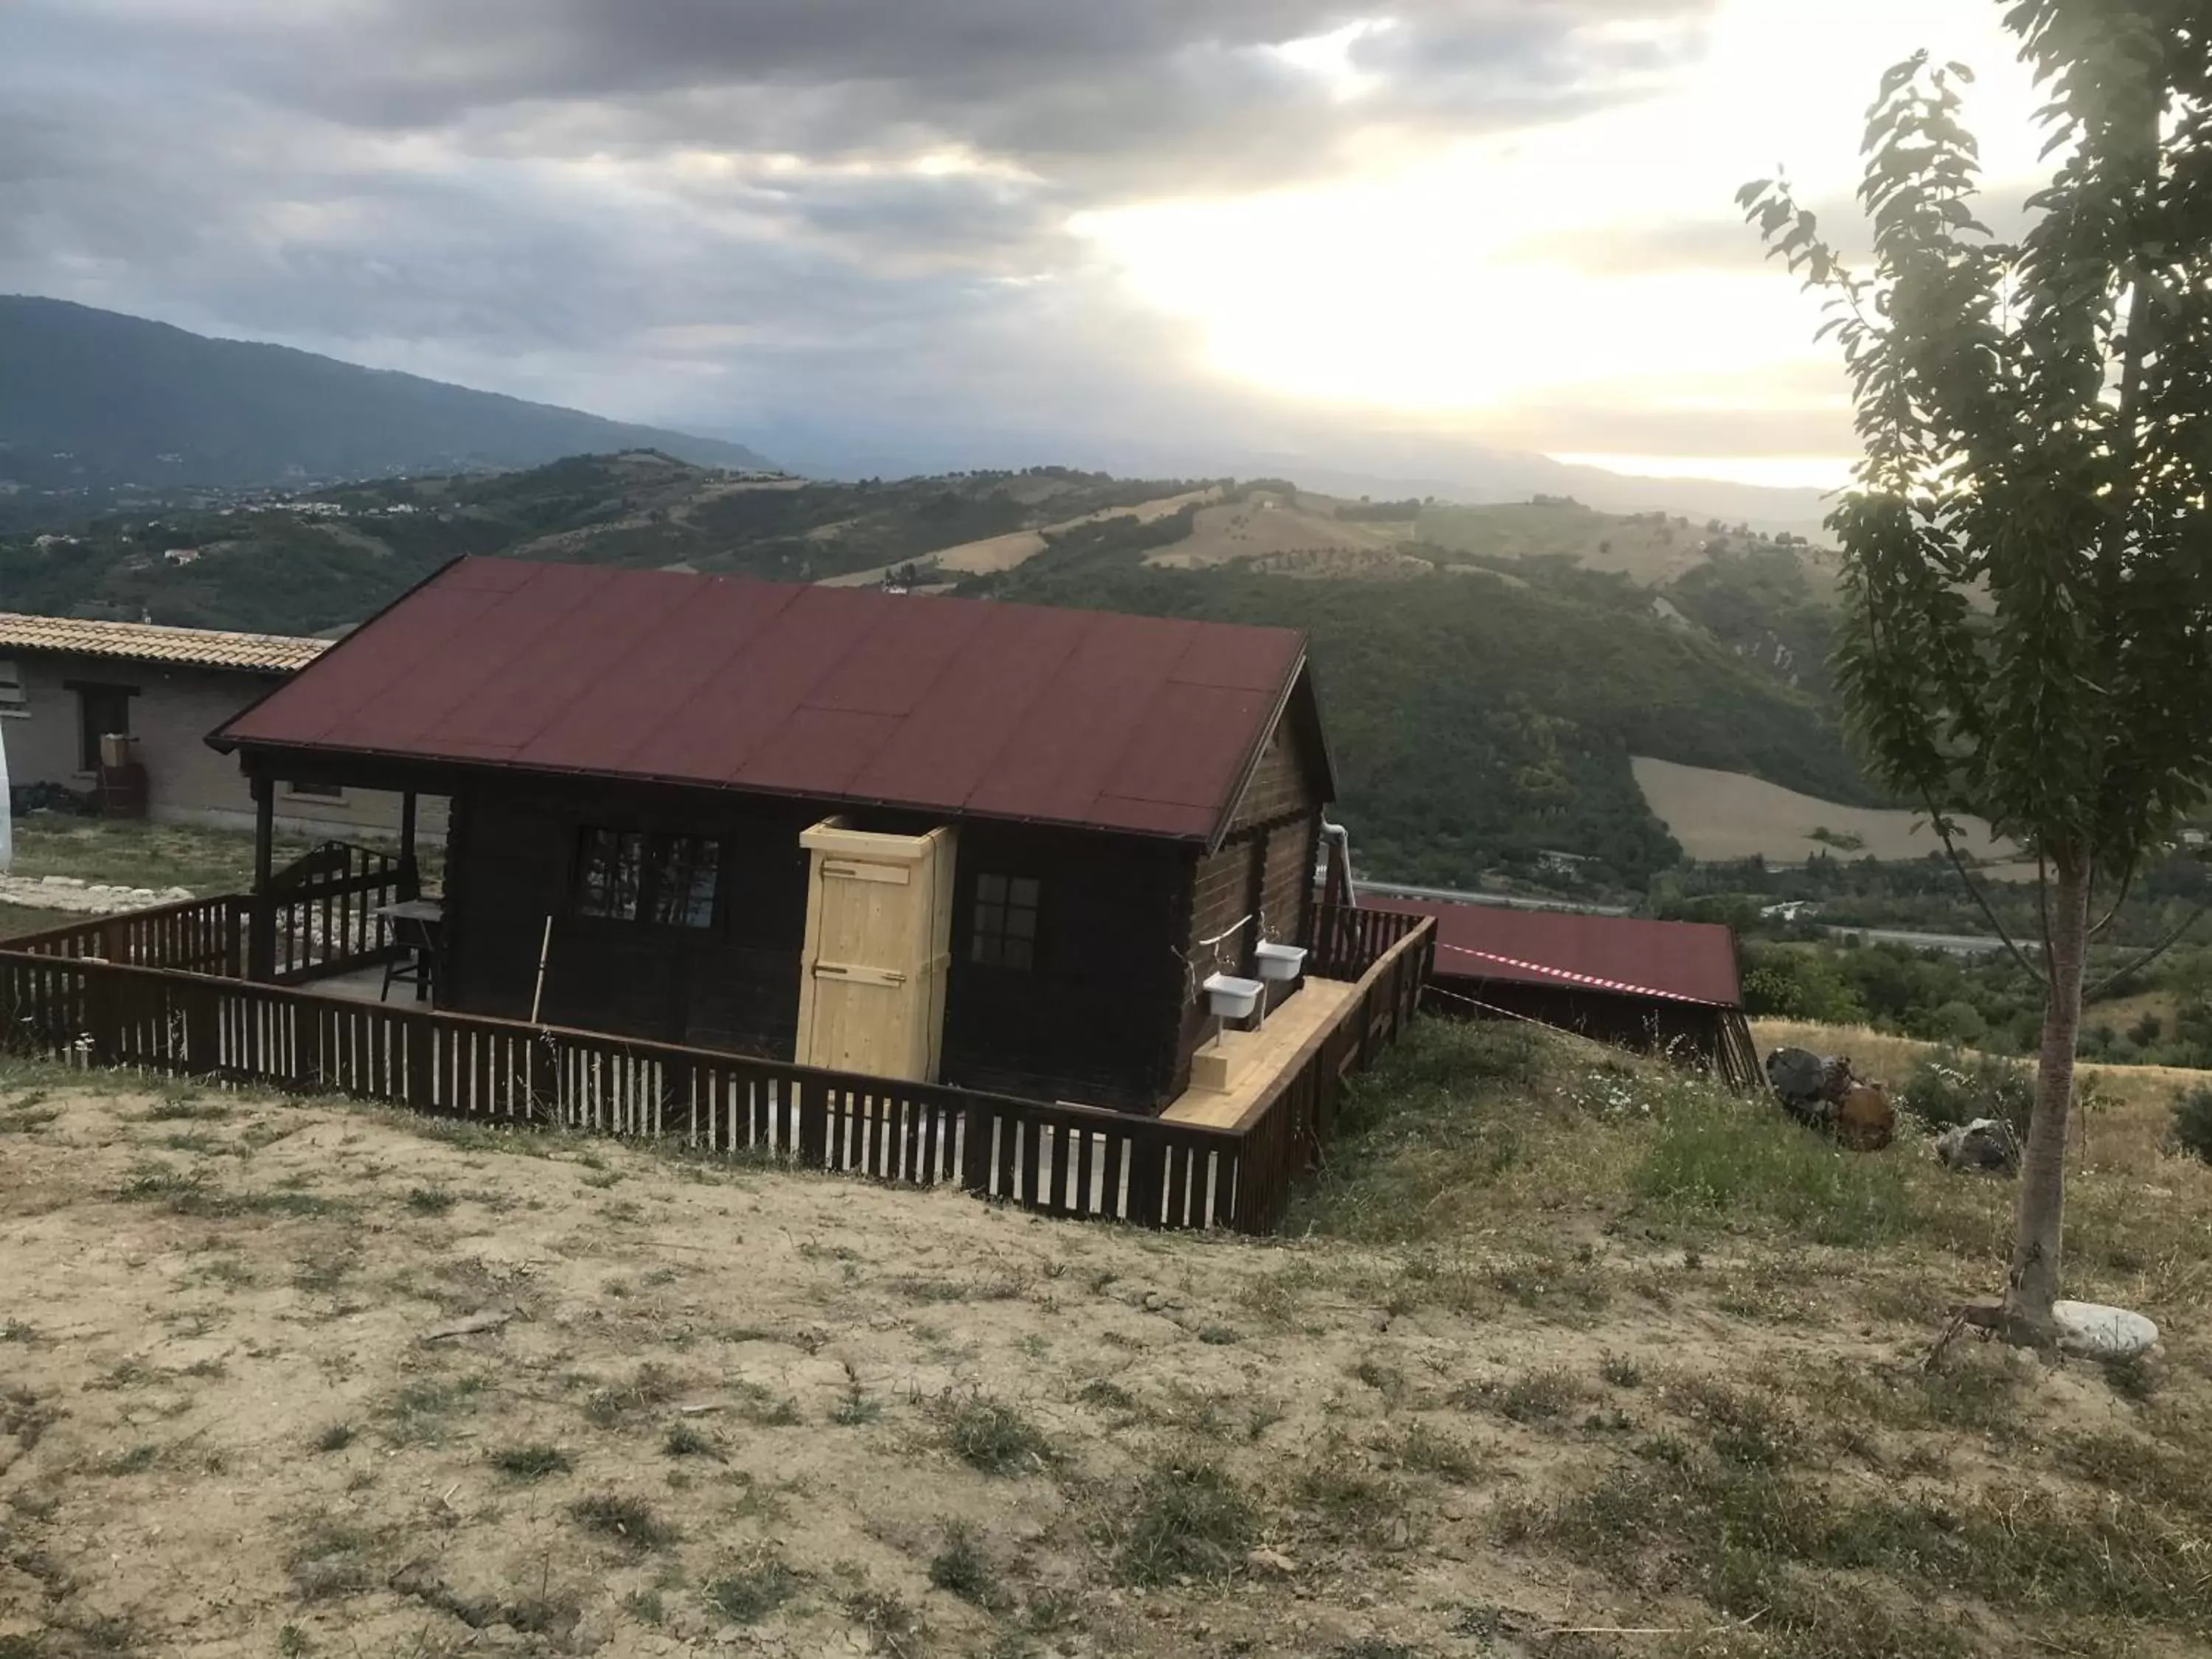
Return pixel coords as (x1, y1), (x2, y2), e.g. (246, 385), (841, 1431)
(212, 557), (1324, 842)
(0, 612), (330, 674)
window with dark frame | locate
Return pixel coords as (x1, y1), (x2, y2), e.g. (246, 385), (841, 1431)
(970, 873), (1040, 970)
(573, 828), (720, 929)
(285, 780), (345, 800)
(75, 684), (133, 772)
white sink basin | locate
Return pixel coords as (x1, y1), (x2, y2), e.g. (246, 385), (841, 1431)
(1253, 941), (1307, 982)
(1202, 973), (1265, 1021)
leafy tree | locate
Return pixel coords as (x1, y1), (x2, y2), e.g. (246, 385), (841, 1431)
(1741, 4), (2212, 1337)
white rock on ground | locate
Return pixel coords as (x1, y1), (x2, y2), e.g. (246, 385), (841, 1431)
(0, 875), (196, 917)
(2053, 1301), (2160, 1360)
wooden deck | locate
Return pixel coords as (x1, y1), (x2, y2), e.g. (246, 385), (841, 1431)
(1161, 977), (1357, 1129)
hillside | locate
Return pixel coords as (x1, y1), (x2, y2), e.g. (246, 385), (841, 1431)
(0, 298), (768, 512)
(4, 1022), (2208, 1659)
(961, 518), (1871, 888)
(0, 453), (1870, 891)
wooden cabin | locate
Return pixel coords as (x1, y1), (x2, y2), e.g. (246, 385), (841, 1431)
(208, 557), (1335, 1114)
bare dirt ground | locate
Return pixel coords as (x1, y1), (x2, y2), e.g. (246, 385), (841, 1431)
(3, 1020), (2209, 1659)
(1632, 757), (2023, 870)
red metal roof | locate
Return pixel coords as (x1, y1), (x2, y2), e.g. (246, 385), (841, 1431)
(211, 558), (1317, 842)
(1363, 897), (1742, 1007)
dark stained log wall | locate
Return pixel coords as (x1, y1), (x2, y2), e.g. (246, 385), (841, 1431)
(437, 779), (1194, 1109)
(1167, 714), (1329, 1097)
(936, 821), (1191, 1111)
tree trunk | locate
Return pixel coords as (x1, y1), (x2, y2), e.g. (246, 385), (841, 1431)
(2005, 845), (2093, 1335)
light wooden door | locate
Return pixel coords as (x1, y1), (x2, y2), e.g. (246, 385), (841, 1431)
(794, 819), (956, 1082)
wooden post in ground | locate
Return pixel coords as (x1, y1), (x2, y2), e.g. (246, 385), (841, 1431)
(398, 791), (420, 900)
(248, 774), (276, 982)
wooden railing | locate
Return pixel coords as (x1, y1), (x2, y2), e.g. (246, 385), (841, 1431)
(6, 897), (245, 976)
(259, 841), (408, 983)
(0, 911), (1433, 1236)
(5, 841), (408, 988)
(1303, 900), (1432, 981)
(1221, 914), (1434, 1231)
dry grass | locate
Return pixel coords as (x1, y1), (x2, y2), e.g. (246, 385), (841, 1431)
(1634, 756), (2022, 868)
(1144, 495), (1411, 575)
(0, 1026), (2208, 1658)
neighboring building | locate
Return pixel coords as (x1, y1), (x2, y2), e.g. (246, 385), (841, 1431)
(0, 611), (437, 840)
(209, 557), (1335, 1114)
(1362, 895), (1761, 1088)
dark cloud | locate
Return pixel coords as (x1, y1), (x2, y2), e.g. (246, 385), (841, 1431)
(1, 0), (1722, 463)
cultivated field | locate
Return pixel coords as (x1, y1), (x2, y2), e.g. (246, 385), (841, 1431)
(4, 1020), (2209, 1658)
(1142, 497), (1413, 575)
(1632, 757), (2025, 870)
(822, 487), (1226, 588)
(1414, 503), (1708, 587)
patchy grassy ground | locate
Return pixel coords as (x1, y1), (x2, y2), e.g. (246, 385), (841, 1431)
(1, 1020), (2208, 1659)
(2, 818), (319, 896)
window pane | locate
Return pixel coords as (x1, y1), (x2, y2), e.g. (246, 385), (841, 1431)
(680, 851), (719, 927)
(576, 828), (644, 921)
(970, 872), (1039, 973)
(655, 836), (719, 928)
(611, 834), (644, 920)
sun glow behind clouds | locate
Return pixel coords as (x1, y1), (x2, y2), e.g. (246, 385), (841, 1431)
(1076, 0), (2045, 479)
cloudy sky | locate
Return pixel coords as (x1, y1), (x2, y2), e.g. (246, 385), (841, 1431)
(3, 0), (2052, 489)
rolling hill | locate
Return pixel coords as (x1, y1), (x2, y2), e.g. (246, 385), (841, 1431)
(0, 453), (1869, 892)
(0, 297), (768, 507)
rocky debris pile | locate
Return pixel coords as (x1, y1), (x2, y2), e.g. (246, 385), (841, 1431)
(0, 873), (195, 917)
(1765, 1046), (1896, 1150)
(1934, 1116), (2020, 1177)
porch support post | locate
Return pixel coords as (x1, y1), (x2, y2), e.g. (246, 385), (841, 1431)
(398, 790), (420, 900)
(248, 773), (276, 981)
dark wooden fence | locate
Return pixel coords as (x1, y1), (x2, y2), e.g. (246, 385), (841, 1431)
(6, 895), (244, 975)
(0, 905), (1433, 1235)
(4, 841), (406, 987)
(1222, 914), (1434, 1227)
(1304, 900), (1431, 981)
(259, 841), (408, 982)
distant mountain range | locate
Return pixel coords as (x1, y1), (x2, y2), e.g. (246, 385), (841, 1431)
(0, 297), (769, 499)
(1, 296), (1835, 535)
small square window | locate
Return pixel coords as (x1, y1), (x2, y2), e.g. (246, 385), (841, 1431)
(0, 658), (24, 714)
(971, 872), (1040, 970)
(286, 780), (345, 801)
(646, 835), (721, 928)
